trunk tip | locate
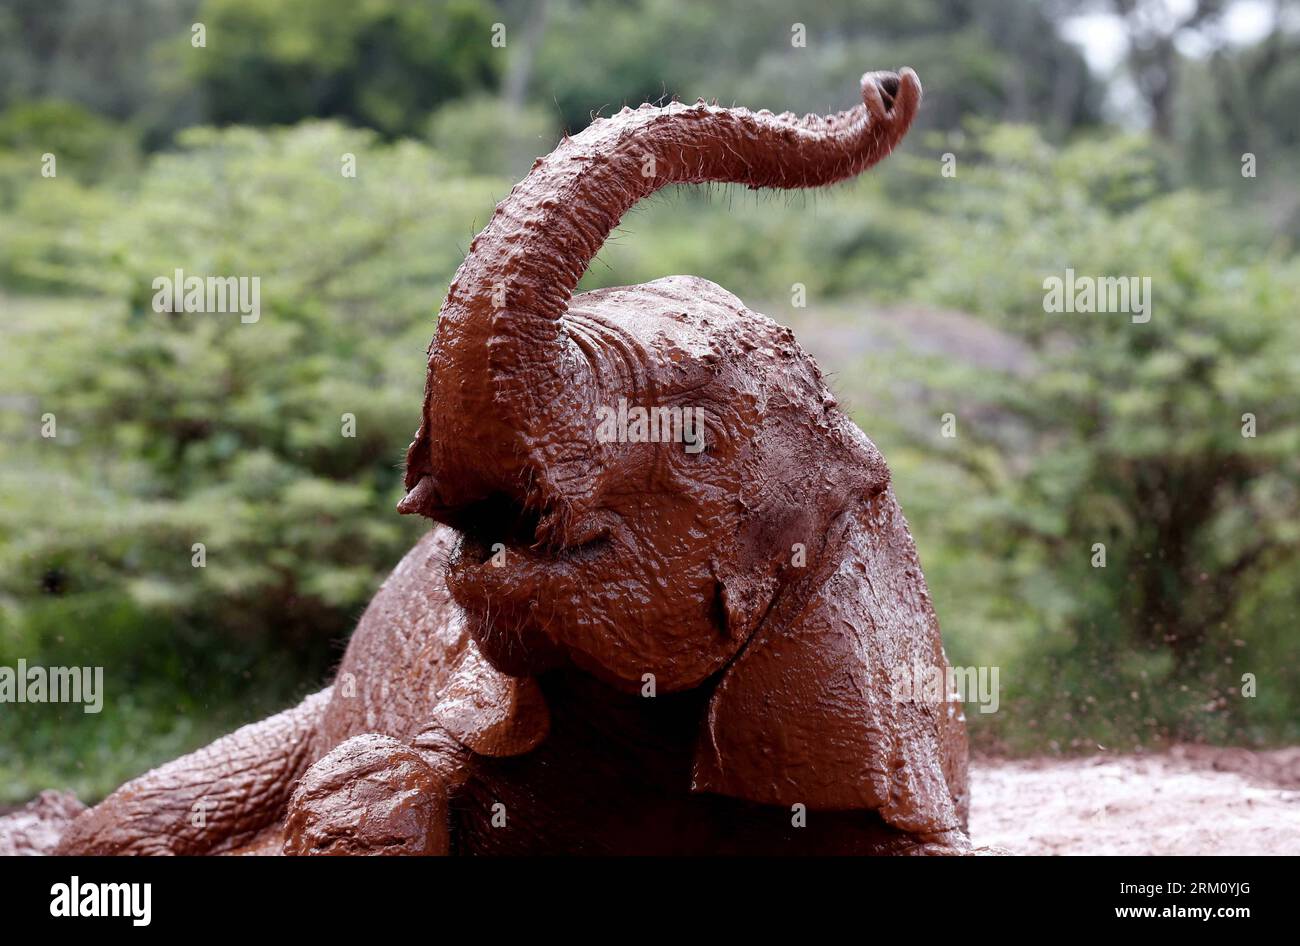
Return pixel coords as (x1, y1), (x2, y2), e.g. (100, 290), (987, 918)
(860, 68), (922, 125)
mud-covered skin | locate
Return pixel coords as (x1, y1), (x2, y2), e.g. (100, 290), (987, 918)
(55, 689), (329, 855)
(456, 671), (937, 855)
(282, 735), (449, 856)
(313, 531), (960, 855)
(49, 68), (971, 855)
(56, 527), (960, 854)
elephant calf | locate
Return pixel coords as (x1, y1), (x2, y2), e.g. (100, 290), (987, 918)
(54, 67), (970, 856)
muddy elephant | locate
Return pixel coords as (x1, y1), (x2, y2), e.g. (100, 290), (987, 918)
(52, 67), (970, 856)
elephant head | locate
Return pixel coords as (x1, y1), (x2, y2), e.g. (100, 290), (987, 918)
(401, 69), (969, 838)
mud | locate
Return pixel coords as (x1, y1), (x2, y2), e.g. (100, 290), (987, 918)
(970, 746), (1300, 855)
(283, 734), (449, 856)
(0, 791), (85, 856)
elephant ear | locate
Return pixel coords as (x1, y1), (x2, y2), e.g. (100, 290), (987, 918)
(692, 486), (969, 839)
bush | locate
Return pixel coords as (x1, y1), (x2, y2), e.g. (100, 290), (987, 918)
(188, 0), (501, 136)
(428, 96), (558, 180)
(0, 123), (507, 799)
(856, 127), (1300, 751)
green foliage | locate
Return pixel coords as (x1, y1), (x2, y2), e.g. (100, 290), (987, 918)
(0, 125), (509, 799)
(0, 99), (137, 181)
(0, 124), (511, 640)
(0, 0), (201, 117)
(533, 0), (1097, 136)
(189, 0), (501, 136)
(856, 127), (1300, 751)
(428, 96), (558, 179)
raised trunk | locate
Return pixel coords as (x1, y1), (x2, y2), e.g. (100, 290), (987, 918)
(406, 69), (921, 498)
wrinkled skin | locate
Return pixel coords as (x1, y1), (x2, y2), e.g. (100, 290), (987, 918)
(48, 68), (970, 856)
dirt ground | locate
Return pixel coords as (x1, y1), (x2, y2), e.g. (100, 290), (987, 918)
(970, 745), (1300, 855)
(5, 745), (1296, 855)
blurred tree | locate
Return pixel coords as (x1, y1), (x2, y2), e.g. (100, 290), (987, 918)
(1, 124), (507, 647)
(1055, 0), (1299, 146)
(188, 0), (501, 136)
(0, 98), (136, 182)
(499, 0), (551, 107)
(876, 127), (1300, 746)
(1174, 6), (1300, 197)
(428, 95), (557, 178)
(529, 0), (1100, 137)
(1106, 0), (1229, 139)
(0, 0), (200, 118)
